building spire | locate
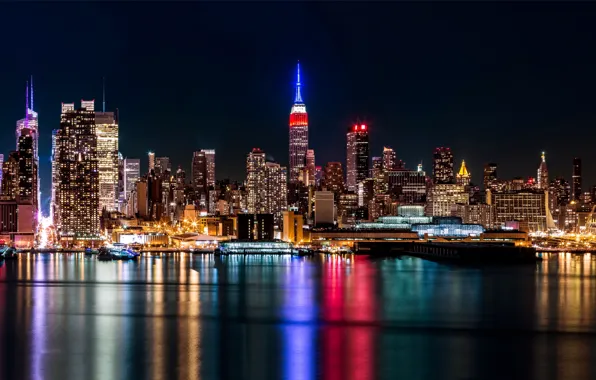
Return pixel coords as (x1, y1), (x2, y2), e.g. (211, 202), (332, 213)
(541, 151), (546, 163)
(102, 76), (106, 112)
(294, 61), (303, 103)
(25, 80), (29, 126)
(30, 75), (34, 111)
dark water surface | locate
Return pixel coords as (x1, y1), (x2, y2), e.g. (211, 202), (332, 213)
(1, 252), (596, 380)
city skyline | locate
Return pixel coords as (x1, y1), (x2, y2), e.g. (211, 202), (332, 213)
(2, 3), (596, 208)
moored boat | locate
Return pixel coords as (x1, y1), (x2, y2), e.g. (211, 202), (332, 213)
(0, 246), (18, 259)
(108, 244), (140, 260)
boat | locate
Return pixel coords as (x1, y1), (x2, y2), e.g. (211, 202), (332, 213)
(0, 246), (18, 259)
(108, 243), (140, 260)
(97, 247), (112, 261)
(217, 240), (301, 255)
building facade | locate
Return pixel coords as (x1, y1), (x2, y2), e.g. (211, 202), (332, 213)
(346, 124), (369, 191)
(489, 190), (549, 232)
(96, 111), (119, 212)
(426, 183), (469, 217)
(572, 157), (582, 201)
(432, 147), (454, 184)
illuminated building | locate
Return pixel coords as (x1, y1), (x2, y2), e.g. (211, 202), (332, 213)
(383, 147), (397, 171)
(0, 200), (17, 233)
(203, 149), (216, 187)
(1, 152), (19, 201)
(456, 160), (470, 186)
(322, 162), (344, 195)
(549, 177), (570, 218)
(488, 189), (552, 232)
(338, 192), (358, 225)
(0, 154), (3, 190)
(452, 203), (496, 228)
(315, 166), (322, 187)
(256, 213), (274, 240)
(96, 111), (119, 212)
(483, 163), (498, 191)
(246, 149), (287, 224)
(237, 214), (255, 240)
(123, 158), (140, 216)
(15, 79), (39, 211)
(148, 151), (155, 172)
(314, 191), (334, 226)
(536, 152), (548, 190)
(305, 149), (315, 186)
(371, 157), (383, 178)
(426, 184), (469, 216)
(387, 169), (427, 204)
(17, 128), (38, 212)
(50, 129), (59, 219)
(346, 124), (369, 191)
(289, 62), (308, 183)
(55, 101), (100, 240)
(371, 157), (388, 196)
(572, 157), (582, 201)
(358, 178), (374, 208)
(432, 147), (454, 184)
(191, 151), (207, 198)
(155, 156), (171, 177)
(282, 211), (304, 243)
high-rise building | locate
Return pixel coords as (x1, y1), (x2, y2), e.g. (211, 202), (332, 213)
(16, 79), (40, 212)
(536, 152), (548, 191)
(192, 151), (207, 196)
(387, 169), (427, 204)
(50, 129), (59, 219)
(314, 191), (335, 226)
(305, 149), (315, 186)
(246, 149), (287, 224)
(96, 111), (119, 212)
(55, 101), (100, 239)
(1, 152), (19, 201)
(123, 158), (140, 216)
(483, 163), (498, 191)
(432, 147), (454, 184)
(203, 149), (216, 187)
(148, 151), (155, 172)
(17, 129), (37, 209)
(346, 124), (369, 191)
(289, 62), (308, 183)
(572, 157), (582, 201)
(426, 184), (469, 216)
(489, 190), (551, 232)
(383, 147), (397, 171)
(456, 160), (471, 186)
(155, 157), (171, 177)
(322, 162), (344, 195)
(0, 154), (3, 190)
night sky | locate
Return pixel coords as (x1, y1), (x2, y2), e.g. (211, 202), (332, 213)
(2, 3), (596, 214)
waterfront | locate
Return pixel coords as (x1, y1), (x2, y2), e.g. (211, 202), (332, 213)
(0, 253), (596, 379)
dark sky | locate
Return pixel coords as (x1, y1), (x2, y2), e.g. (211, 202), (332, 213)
(2, 3), (596, 213)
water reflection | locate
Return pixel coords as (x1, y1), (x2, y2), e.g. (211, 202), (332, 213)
(0, 253), (596, 379)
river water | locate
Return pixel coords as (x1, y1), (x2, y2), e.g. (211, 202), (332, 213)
(0, 252), (595, 380)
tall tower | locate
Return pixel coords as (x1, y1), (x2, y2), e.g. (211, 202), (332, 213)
(382, 147), (397, 171)
(289, 62), (308, 184)
(148, 151), (155, 172)
(346, 124), (369, 191)
(16, 79), (40, 212)
(536, 152), (548, 191)
(456, 160), (471, 186)
(483, 163), (498, 191)
(432, 147), (454, 184)
(572, 157), (582, 201)
(96, 110), (119, 212)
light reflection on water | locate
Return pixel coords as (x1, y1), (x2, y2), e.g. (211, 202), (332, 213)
(0, 253), (596, 379)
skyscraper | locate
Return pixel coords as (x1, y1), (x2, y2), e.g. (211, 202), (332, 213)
(536, 152), (548, 191)
(572, 157), (582, 201)
(17, 129), (37, 209)
(304, 149), (315, 186)
(0, 154), (4, 191)
(148, 151), (155, 172)
(289, 62), (308, 183)
(456, 160), (471, 186)
(246, 149), (266, 214)
(432, 147), (454, 184)
(323, 162), (345, 195)
(96, 110), (119, 212)
(483, 163), (498, 191)
(16, 79), (40, 212)
(246, 148), (287, 222)
(55, 100), (100, 239)
(51, 129), (59, 219)
(1, 152), (19, 201)
(382, 147), (397, 171)
(346, 124), (369, 191)
(203, 149), (216, 187)
(123, 158), (140, 213)
(192, 151), (207, 196)
(155, 157), (171, 178)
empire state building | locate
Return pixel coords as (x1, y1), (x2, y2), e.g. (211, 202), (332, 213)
(289, 62), (308, 184)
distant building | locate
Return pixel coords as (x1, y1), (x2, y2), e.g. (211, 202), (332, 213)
(123, 158), (140, 216)
(304, 149), (316, 186)
(315, 191), (334, 226)
(432, 147), (454, 184)
(387, 169), (426, 204)
(203, 149), (216, 187)
(323, 162), (344, 195)
(256, 214), (274, 240)
(456, 160), (470, 186)
(148, 151), (155, 172)
(346, 124), (369, 191)
(452, 203), (496, 229)
(382, 147), (397, 171)
(488, 190), (551, 232)
(96, 111), (119, 212)
(289, 62), (308, 183)
(426, 184), (469, 216)
(536, 152), (548, 191)
(1, 152), (19, 201)
(237, 214), (255, 240)
(572, 157), (582, 201)
(483, 163), (498, 191)
(282, 211), (304, 244)
(246, 149), (287, 224)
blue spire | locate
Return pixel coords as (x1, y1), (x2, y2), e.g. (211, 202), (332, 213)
(294, 61), (303, 103)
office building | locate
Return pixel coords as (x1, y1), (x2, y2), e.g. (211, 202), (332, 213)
(323, 162), (344, 195)
(55, 101), (100, 239)
(483, 163), (498, 191)
(536, 152), (548, 191)
(304, 149), (315, 186)
(282, 211), (304, 244)
(489, 190), (551, 232)
(96, 111), (119, 212)
(155, 156), (171, 177)
(387, 169), (427, 204)
(432, 147), (454, 184)
(123, 158), (140, 214)
(256, 214), (274, 240)
(1, 152), (19, 201)
(346, 124), (369, 191)
(383, 147), (397, 171)
(289, 62), (308, 183)
(192, 151), (207, 197)
(148, 151), (155, 172)
(314, 191), (334, 226)
(0, 154), (3, 190)
(203, 149), (216, 187)
(452, 203), (496, 229)
(426, 184), (469, 217)
(456, 160), (471, 186)
(245, 149), (287, 224)
(16, 80), (39, 211)
(17, 129), (37, 209)
(237, 214), (255, 240)
(572, 157), (582, 201)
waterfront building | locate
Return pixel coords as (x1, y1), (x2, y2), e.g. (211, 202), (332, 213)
(432, 147), (454, 184)
(456, 160), (471, 186)
(572, 157), (582, 201)
(314, 191), (334, 226)
(452, 203), (496, 229)
(426, 184), (469, 216)
(488, 189), (551, 232)
(346, 124), (369, 191)
(245, 149), (287, 224)
(256, 214), (274, 240)
(237, 214), (255, 240)
(96, 111), (119, 212)
(282, 210), (304, 244)
(55, 100), (100, 240)
(289, 62), (308, 183)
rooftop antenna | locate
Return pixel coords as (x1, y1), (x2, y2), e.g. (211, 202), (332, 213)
(25, 80), (29, 127)
(30, 75), (34, 111)
(102, 76), (106, 112)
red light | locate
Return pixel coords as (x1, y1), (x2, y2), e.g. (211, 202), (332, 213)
(361, 124), (366, 130)
(353, 125), (358, 131)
